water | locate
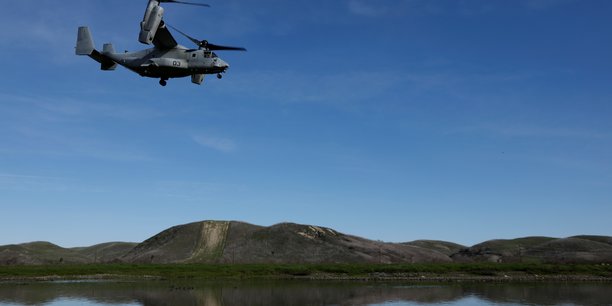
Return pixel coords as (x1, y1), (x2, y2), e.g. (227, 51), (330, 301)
(0, 280), (610, 306)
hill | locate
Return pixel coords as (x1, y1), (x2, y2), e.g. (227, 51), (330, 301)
(121, 221), (452, 264)
(451, 236), (612, 263)
(403, 240), (466, 256)
(525, 237), (612, 263)
(1, 221), (610, 265)
(0, 242), (137, 265)
(71, 242), (139, 263)
(0, 242), (88, 265)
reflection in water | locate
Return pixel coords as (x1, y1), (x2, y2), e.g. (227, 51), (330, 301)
(43, 299), (139, 306)
(0, 280), (610, 306)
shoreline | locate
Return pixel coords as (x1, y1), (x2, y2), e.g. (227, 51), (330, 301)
(1, 263), (610, 283)
(1, 273), (611, 283)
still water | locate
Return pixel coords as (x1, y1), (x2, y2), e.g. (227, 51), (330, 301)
(0, 280), (610, 306)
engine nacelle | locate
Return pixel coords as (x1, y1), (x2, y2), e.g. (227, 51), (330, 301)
(139, 5), (164, 45)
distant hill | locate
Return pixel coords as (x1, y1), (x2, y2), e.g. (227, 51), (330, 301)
(451, 236), (612, 264)
(451, 236), (556, 263)
(403, 240), (466, 256)
(121, 221), (452, 264)
(525, 237), (612, 263)
(1, 221), (610, 265)
(0, 242), (137, 265)
(71, 242), (139, 263)
(0, 242), (88, 265)
(570, 235), (612, 246)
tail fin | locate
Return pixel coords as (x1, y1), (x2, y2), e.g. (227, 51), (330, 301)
(76, 26), (95, 55)
(76, 27), (117, 71)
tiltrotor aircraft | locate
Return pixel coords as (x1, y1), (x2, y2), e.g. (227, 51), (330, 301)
(76, 0), (246, 86)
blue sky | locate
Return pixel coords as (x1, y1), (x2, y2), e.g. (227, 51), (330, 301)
(0, 0), (611, 247)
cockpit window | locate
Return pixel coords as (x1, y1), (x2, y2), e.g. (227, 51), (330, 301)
(203, 52), (218, 58)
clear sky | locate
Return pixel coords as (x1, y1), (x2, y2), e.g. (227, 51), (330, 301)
(0, 0), (611, 247)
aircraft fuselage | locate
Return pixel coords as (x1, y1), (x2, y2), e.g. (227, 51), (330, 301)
(107, 46), (229, 79)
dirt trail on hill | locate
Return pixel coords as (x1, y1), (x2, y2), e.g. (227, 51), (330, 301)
(189, 221), (229, 262)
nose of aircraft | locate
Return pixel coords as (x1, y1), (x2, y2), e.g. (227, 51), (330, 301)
(214, 58), (229, 69)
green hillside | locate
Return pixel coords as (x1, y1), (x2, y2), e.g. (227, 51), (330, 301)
(403, 240), (466, 256)
(1, 221), (610, 265)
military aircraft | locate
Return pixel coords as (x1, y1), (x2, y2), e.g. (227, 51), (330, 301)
(76, 0), (246, 86)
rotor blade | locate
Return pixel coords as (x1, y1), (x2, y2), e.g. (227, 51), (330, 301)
(160, 0), (210, 7)
(168, 25), (247, 51)
(207, 43), (247, 51)
(167, 25), (204, 47)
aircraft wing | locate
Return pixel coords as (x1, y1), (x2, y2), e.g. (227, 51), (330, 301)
(152, 21), (178, 49)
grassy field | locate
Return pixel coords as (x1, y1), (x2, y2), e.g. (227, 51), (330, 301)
(1, 263), (611, 280)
